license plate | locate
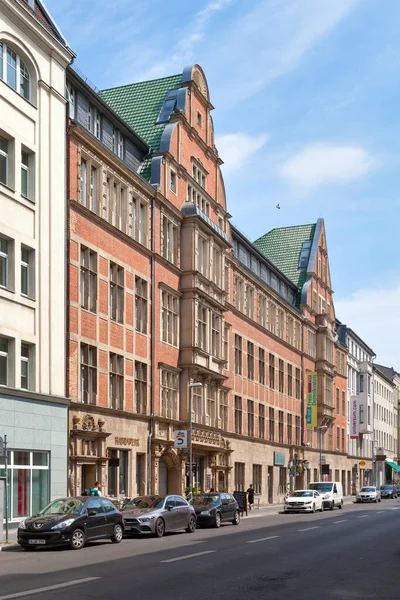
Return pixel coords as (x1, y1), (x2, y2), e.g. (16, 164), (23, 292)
(28, 539), (46, 545)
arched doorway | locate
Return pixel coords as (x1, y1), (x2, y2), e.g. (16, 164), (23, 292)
(158, 458), (169, 495)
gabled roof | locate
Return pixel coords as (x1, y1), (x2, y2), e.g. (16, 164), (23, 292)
(254, 223), (316, 288)
(100, 74), (183, 180)
(375, 364), (400, 382)
(18, 0), (73, 51)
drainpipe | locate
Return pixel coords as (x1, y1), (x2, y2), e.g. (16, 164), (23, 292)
(147, 195), (156, 494)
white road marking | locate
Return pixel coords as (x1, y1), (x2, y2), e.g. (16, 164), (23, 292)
(377, 511), (385, 514)
(160, 550), (216, 563)
(390, 507), (400, 510)
(298, 526), (320, 532)
(333, 519), (348, 523)
(247, 535), (280, 544)
(0, 578), (100, 600)
(357, 515), (368, 518)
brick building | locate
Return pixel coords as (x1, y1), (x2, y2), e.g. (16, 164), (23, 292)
(65, 63), (352, 503)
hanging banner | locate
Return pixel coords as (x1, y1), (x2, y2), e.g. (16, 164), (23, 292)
(350, 396), (359, 439)
(306, 371), (317, 428)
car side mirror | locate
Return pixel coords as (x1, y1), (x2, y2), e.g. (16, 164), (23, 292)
(88, 509), (97, 517)
(166, 504), (173, 511)
(222, 499), (229, 505)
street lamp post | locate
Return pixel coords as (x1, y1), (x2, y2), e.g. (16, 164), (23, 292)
(188, 382), (203, 497)
(316, 426), (328, 480)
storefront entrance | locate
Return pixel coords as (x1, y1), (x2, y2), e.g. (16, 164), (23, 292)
(159, 458), (168, 495)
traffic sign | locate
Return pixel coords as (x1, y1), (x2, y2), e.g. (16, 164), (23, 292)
(359, 460), (366, 467)
(174, 430), (187, 449)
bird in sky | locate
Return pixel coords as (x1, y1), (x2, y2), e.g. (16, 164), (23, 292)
(276, 203), (281, 209)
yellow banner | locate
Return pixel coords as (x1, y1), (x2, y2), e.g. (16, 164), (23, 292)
(306, 371), (317, 428)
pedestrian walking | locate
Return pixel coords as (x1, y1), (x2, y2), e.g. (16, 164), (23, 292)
(89, 481), (102, 496)
(247, 484), (254, 511)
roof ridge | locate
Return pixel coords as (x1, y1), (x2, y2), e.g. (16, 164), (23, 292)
(262, 223), (316, 235)
(101, 73), (182, 94)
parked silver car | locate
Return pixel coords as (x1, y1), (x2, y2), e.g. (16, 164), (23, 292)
(122, 495), (197, 538)
(356, 486), (381, 503)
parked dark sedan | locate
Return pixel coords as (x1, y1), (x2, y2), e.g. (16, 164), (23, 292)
(191, 493), (240, 528)
(380, 485), (398, 499)
(17, 497), (124, 550)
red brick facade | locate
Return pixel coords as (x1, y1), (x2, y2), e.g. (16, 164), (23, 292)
(66, 65), (352, 504)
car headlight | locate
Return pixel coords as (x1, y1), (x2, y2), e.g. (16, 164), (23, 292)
(138, 517), (155, 523)
(200, 511), (210, 515)
(51, 518), (75, 530)
(18, 519), (27, 530)
(284, 501), (290, 505)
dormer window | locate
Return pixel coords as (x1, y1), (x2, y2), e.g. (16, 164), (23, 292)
(0, 42), (31, 101)
(157, 95), (177, 124)
(298, 240), (312, 269)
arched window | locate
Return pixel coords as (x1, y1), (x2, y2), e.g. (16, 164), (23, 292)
(0, 42), (31, 101)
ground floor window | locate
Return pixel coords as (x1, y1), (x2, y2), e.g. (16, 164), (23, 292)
(253, 464), (262, 494)
(107, 449), (129, 497)
(0, 450), (49, 520)
(234, 462), (245, 491)
(278, 467), (287, 494)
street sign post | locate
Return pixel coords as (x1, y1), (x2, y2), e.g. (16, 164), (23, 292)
(174, 430), (187, 449)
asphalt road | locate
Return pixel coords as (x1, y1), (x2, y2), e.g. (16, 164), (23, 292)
(1, 500), (400, 600)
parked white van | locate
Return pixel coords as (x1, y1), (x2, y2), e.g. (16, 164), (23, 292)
(308, 482), (344, 510)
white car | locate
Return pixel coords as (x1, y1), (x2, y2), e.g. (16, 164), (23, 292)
(284, 490), (323, 513)
(356, 486), (381, 503)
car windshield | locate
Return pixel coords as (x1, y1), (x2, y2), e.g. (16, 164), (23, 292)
(360, 487), (376, 492)
(290, 491), (313, 497)
(123, 496), (165, 510)
(309, 483), (333, 492)
(382, 486), (393, 490)
(191, 495), (220, 506)
(39, 498), (83, 515)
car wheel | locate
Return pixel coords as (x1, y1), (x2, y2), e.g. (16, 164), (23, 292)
(70, 528), (86, 550)
(214, 512), (221, 528)
(330, 502), (334, 511)
(232, 510), (240, 525)
(379, 498), (381, 502)
(155, 518), (165, 538)
(339, 501), (343, 509)
(312, 503), (316, 514)
(111, 523), (123, 544)
(186, 515), (196, 533)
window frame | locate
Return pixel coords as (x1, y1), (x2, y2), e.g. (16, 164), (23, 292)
(80, 343), (97, 405)
(109, 352), (124, 410)
(135, 277), (148, 334)
(0, 136), (8, 186)
(0, 42), (31, 101)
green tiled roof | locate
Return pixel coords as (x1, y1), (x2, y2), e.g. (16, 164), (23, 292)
(254, 224), (316, 289)
(100, 73), (183, 180)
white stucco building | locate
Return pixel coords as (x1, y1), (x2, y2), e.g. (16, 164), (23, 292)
(337, 325), (375, 492)
(374, 366), (397, 486)
(0, 0), (73, 521)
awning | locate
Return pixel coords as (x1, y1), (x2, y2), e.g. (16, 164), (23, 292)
(385, 460), (400, 472)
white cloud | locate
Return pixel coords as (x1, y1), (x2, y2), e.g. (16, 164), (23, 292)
(206, 0), (362, 105)
(335, 284), (400, 370)
(280, 144), (375, 189)
(216, 133), (269, 173)
(138, 0), (233, 80)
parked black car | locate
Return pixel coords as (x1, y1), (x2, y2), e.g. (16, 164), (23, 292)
(191, 493), (240, 528)
(17, 497), (124, 550)
(380, 485), (398, 499)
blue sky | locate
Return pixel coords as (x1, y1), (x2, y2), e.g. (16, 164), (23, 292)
(46, 0), (400, 367)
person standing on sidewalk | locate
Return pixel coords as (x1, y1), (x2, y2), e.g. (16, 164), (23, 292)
(247, 484), (254, 511)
